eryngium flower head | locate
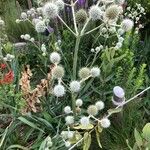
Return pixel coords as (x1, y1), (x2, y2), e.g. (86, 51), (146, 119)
(87, 105), (98, 116)
(76, 99), (83, 107)
(100, 118), (111, 128)
(89, 5), (102, 20)
(121, 19), (134, 31)
(80, 116), (90, 127)
(70, 81), (81, 92)
(43, 2), (59, 19)
(79, 67), (90, 79)
(21, 12), (27, 20)
(76, 9), (87, 24)
(65, 116), (74, 125)
(53, 84), (65, 97)
(64, 106), (72, 114)
(55, 0), (64, 11)
(50, 52), (61, 64)
(35, 21), (46, 33)
(52, 66), (64, 79)
(95, 101), (105, 110)
(90, 67), (100, 77)
(105, 5), (120, 20)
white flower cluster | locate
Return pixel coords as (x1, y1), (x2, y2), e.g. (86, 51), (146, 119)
(3, 54), (15, 62)
(41, 44), (47, 56)
(20, 34), (35, 42)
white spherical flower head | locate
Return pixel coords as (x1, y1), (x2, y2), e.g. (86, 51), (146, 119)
(67, 131), (74, 139)
(65, 116), (74, 125)
(80, 117), (90, 127)
(0, 19), (5, 26)
(87, 105), (98, 116)
(52, 66), (64, 79)
(53, 84), (65, 97)
(89, 5), (102, 20)
(50, 52), (61, 64)
(95, 101), (105, 110)
(113, 86), (125, 98)
(70, 81), (81, 93)
(24, 34), (30, 40)
(76, 99), (83, 107)
(79, 67), (90, 79)
(64, 106), (72, 114)
(121, 19), (134, 31)
(65, 141), (71, 147)
(35, 21), (46, 33)
(21, 12), (27, 20)
(43, 2), (59, 19)
(90, 67), (100, 77)
(101, 118), (111, 128)
(55, 0), (65, 10)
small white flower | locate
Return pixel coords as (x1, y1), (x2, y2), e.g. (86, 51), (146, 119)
(53, 84), (65, 97)
(0, 19), (5, 26)
(37, 7), (43, 14)
(21, 12), (27, 20)
(30, 38), (35, 42)
(65, 116), (74, 125)
(113, 86), (125, 98)
(89, 5), (102, 20)
(118, 28), (124, 35)
(76, 99), (83, 107)
(95, 101), (105, 110)
(70, 81), (81, 93)
(67, 131), (74, 139)
(55, 0), (65, 10)
(90, 67), (100, 77)
(116, 42), (122, 48)
(87, 105), (98, 116)
(64, 106), (72, 114)
(121, 19), (134, 31)
(65, 141), (71, 147)
(35, 21), (46, 33)
(27, 10), (32, 15)
(100, 118), (111, 128)
(20, 35), (25, 39)
(43, 2), (59, 19)
(50, 52), (61, 64)
(80, 117), (90, 127)
(41, 44), (46, 52)
(91, 48), (95, 53)
(24, 34), (30, 40)
(118, 37), (124, 43)
(15, 19), (20, 24)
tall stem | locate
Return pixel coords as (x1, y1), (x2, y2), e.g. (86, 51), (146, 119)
(73, 36), (81, 79)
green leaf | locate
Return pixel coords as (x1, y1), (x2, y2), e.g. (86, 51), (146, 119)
(126, 139), (133, 150)
(134, 128), (143, 148)
(142, 123), (150, 141)
(6, 145), (29, 150)
(95, 128), (102, 148)
(0, 126), (8, 148)
(107, 108), (122, 115)
(18, 117), (44, 132)
(83, 132), (91, 150)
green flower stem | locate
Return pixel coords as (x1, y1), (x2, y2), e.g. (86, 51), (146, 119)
(72, 94), (76, 117)
(73, 35), (81, 79)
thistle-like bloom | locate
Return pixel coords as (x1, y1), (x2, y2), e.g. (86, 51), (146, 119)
(53, 84), (65, 97)
(21, 12), (27, 20)
(80, 116), (90, 127)
(89, 5), (102, 20)
(76, 99), (83, 107)
(70, 81), (81, 92)
(64, 106), (72, 114)
(43, 2), (59, 19)
(87, 105), (98, 116)
(55, 0), (64, 11)
(121, 19), (134, 31)
(90, 67), (100, 77)
(95, 101), (105, 110)
(76, 9), (87, 24)
(35, 21), (46, 33)
(79, 67), (90, 79)
(100, 118), (111, 128)
(65, 116), (74, 125)
(52, 66), (64, 79)
(105, 5), (120, 20)
(50, 52), (61, 64)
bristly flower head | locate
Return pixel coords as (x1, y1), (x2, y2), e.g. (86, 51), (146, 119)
(89, 5), (102, 20)
(52, 66), (64, 79)
(64, 106), (72, 114)
(65, 116), (74, 125)
(95, 101), (105, 110)
(43, 2), (59, 19)
(55, 0), (65, 11)
(100, 118), (111, 128)
(53, 84), (65, 97)
(80, 116), (90, 127)
(79, 67), (90, 79)
(76, 99), (83, 107)
(76, 9), (87, 24)
(105, 5), (120, 20)
(21, 12), (27, 20)
(90, 67), (100, 77)
(35, 21), (46, 33)
(50, 52), (61, 64)
(70, 81), (81, 93)
(87, 105), (98, 116)
(121, 19), (134, 31)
